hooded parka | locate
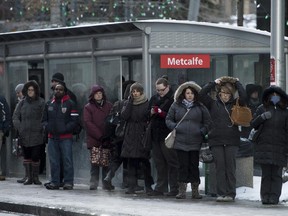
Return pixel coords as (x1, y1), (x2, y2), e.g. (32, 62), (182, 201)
(166, 81), (212, 152)
(83, 85), (113, 149)
(251, 86), (288, 167)
(13, 80), (45, 147)
(199, 81), (246, 147)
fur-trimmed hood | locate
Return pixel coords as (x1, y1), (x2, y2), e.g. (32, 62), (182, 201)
(22, 80), (40, 99)
(262, 85), (288, 103)
(174, 81), (201, 102)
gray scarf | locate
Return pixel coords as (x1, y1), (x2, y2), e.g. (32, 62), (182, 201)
(133, 94), (147, 105)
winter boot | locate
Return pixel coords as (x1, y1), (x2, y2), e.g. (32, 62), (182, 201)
(191, 183), (202, 199)
(103, 170), (115, 190)
(90, 175), (98, 190)
(17, 161), (29, 183)
(23, 162), (33, 185)
(176, 183), (187, 199)
(32, 162), (42, 185)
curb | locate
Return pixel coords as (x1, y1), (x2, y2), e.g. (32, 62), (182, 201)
(0, 202), (94, 216)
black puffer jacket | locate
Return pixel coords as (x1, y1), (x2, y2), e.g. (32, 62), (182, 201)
(250, 85), (288, 167)
(166, 81), (212, 151)
(199, 81), (246, 147)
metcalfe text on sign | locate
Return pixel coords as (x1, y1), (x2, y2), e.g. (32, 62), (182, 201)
(160, 54), (210, 68)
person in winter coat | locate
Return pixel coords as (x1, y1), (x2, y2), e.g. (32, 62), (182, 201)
(44, 72), (78, 188)
(166, 81), (212, 199)
(199, 76), (246, 202)
(83, 85), (113, 190)
(120, 82), (154, 194)
(241, 84), (263, 138)
(42, 82), (79, 190)
(250, 85), (288, 205)
(13, 80), (45, 185)
(0, 95), (11, 181)
(147, 77), (179, 196)
(103, 80), (137, 190)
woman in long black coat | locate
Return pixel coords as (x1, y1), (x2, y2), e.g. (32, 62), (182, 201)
(121, 82), (154, 194)
(251, 85), (288, 205)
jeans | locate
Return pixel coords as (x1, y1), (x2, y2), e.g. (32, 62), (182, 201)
(48, 138), (74, 185)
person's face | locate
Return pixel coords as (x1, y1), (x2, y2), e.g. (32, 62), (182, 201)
(16, 91), (23, 100)
(27, 86), (35, 98)
(132, 89), (141, 98)
(219, 91), (231, 103)
(250, 91), (259, 99)
(54, 85), (65, 99)
(94, 91), (103, 101)
(184, 88), (195, 102)
(156, 83), (169, 97)
(51, 80), (59, 89)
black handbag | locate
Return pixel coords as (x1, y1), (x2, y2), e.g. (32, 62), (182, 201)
(199, 142), (214, 163)
(142, 122), (152, 150)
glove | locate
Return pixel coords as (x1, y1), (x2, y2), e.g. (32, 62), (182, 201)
(100, 135), (110, 143)
(261, 111), (272, 120)
(128, 94), (133, 102)
(153, 106), (166, 118)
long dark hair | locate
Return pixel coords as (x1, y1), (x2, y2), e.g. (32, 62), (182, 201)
(178, 86), (199, 103)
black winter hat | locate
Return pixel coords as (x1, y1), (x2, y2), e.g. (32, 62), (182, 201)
(51, 72), (64, 83)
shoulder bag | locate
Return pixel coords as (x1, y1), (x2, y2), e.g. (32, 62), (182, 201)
(231, 98), (253, 127)
(90, 146), (111, 167)
(165, 109), (190, 149)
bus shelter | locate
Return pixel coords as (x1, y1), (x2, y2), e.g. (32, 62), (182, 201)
(0, 20), (287, 182)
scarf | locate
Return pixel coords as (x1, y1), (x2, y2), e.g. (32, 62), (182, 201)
(182, 99), (194, 109)
(133, 94), (147, 105)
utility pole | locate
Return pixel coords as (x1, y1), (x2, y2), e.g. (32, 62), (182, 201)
(237, 0), (244, 26)
(270, 0), (285, 89)
(187, 0), (200, 21)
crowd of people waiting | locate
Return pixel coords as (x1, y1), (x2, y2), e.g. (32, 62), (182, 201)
(0, 73), (287, 206)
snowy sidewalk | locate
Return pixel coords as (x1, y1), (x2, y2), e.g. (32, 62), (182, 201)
(0, 177), (287, 216)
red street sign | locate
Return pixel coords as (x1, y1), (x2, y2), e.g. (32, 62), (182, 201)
(270, 58), (275, 83)
(160, 54), (210, 68)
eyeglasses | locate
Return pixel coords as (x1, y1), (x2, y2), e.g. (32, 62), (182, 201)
(220, 91), (231, 95)
(156, 87), (167, 92)
(28, 88), (34, 92)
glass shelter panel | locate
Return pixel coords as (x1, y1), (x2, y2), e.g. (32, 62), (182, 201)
(233, 54), (259, 87)
(48, 58), (93, 179)
(96, 57), (122, 103)
(7, 62), (28, 110)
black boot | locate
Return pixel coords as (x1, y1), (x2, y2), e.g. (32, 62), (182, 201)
(32, 162), (42, 185)
(17, 162), (28, 183)
(103, 170), (115, 191)
(23, 162), (33, 185)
